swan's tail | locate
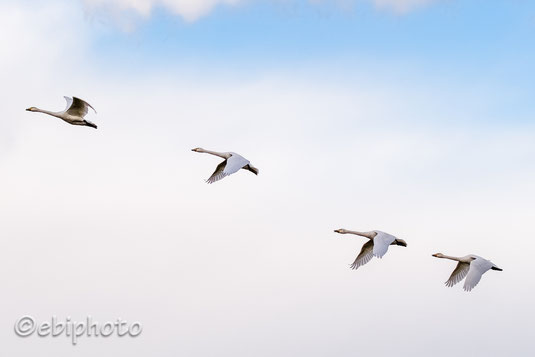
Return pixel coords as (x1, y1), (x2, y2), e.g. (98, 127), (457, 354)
(84, 120), (97, 129)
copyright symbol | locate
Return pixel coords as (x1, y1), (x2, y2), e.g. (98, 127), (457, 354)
(14, 315), (35, 337)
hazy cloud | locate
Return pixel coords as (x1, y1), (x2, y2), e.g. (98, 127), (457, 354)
(83, 0), (242, 22)
(372, 0), (435, 13)
(83, 0), (437, 24)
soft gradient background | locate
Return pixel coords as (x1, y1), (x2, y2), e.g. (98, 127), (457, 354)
(1, 0), (534, 356)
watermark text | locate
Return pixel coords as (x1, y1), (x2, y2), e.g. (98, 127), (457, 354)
(14, 315), (142, 345)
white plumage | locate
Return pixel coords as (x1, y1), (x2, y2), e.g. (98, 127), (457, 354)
(372, 231), (399, 258)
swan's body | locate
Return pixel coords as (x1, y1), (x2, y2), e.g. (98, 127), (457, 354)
(26, 96), (97, 129)
(334, 229), (407, 269)
(191, 148), (258, 184)
(432, 253), (502, 292)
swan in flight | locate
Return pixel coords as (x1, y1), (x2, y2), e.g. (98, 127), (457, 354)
(191, 148), (259, 184)
(432, 253), (502, 292)
(26, 96), (97, 129)
(334, 229), (407, 269)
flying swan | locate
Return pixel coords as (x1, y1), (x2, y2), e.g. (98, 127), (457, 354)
(26, 96), (97, 129)
(432, 253), (502, 292)
(191, 148), (259, 184)
(334, 229), (407, 269)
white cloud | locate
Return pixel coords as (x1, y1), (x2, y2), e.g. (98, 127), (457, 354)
(83, 0), (437, 25)
(372, 0), (435, 13)
(84, 0), (243, 22)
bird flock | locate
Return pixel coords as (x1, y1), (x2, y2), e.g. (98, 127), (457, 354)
(26, 95), (503, 292)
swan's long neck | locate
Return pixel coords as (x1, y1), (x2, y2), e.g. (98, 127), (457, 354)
(35, 108), (62, 118)
(437, 254), (463, 262)
(198, 149), (230, 159)
(345, 230), (376, 239)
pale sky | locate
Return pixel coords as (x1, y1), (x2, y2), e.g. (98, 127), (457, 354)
(1, 1), (534, 356)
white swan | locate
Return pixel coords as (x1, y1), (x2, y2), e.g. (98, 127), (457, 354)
(432, 253), (502, 292)
(334, 229), (407, 269)
(26, 96), (97, 129)
(191, 148), (259, 184)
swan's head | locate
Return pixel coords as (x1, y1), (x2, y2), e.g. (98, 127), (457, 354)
(334, 228), (348, 234)
(432, 253), (444, 258)
(26, 107), (37, 112)
(191, 147), (204, 152)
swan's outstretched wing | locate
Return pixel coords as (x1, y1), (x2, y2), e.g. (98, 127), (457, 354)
(64, 96), (96, 118)
(206, 153), (250, 184)
(463, 257), (493, 292)
(206, 160), (228, 184)
(63, 96), (73, 112)
(372, 231), (396, 258)
(350, 240), (374, 270)
(445, 262), (470, 287)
